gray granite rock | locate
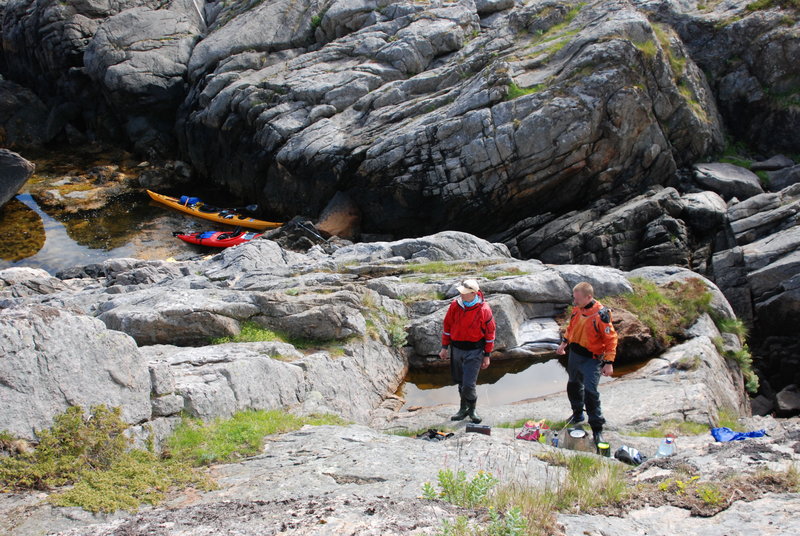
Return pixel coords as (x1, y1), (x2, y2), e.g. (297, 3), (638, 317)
(0, 305), (151, 440)
(693, 163), (764, 201)
(0, 149), (34, 209)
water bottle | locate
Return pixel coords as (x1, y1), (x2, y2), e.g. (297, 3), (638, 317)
(655, 435), (676, 458)
(551, 432), (559, 448)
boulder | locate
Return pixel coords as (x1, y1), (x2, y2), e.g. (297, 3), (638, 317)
(680, 190), (728, 229)
(0, 80), (51, 149)
(316, 191), (361, 240)
(775, 384), (800, 417)
(480, 271), (572, 303)
(0, 305), (151, 440)
(550, 263), (634, 298)
(611, 307), (661, 364)
(0, 149), (34, 209)
(767, 164), (800, 192)
(332, 231), (510, 264)
(751, 154), (795, 172)
(475, 0), (515, 16)
(693, 163), (764, 201)
(141, 342), (307, 420)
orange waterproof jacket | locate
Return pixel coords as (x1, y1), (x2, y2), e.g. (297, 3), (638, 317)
(562, 300), (618, 362)
(441, 292), (496, 354)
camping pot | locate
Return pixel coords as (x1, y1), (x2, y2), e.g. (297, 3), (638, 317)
(564, 428), (593, 452)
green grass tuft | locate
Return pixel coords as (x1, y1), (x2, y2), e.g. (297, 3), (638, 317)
(715, 317), (749, 342)
(505, 81), (546, 100)
(168, 410), (347, 466)
(211, 321), (283, 345)
(628, 419), (710, 437)
(605, 277), (713, 349)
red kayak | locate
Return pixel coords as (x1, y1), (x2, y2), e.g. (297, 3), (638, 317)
(173, 229), (263, 248)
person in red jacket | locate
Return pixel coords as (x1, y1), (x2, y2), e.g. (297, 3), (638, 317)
(438, 279), (496, 423)
(556, 281), (617, 445)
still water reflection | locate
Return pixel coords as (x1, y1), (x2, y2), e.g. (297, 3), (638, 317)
(400, 355), (635, 408)
(0, 193), (208, 274)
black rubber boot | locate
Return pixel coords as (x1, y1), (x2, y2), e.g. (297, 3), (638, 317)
(592, 427), (604, 446)
(466, 401), (482, 424)
(451, 399), (469, 421)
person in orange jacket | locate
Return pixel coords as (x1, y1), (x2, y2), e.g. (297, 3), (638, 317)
(438, 279), (496, 424)
(556, 281), (617, 445)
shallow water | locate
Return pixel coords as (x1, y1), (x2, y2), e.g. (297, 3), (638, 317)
(0, 193), (208, 274)
(399, 356), (645, 408)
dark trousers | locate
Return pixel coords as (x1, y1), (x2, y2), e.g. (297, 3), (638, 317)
(450, 347), (483, 403)
(567, 349), (605, 430)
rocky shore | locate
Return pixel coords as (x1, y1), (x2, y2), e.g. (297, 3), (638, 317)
(1, 231), (798, 534)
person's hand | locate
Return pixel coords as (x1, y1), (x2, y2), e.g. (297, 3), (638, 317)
(481, 356), (490, 369)
(601, 363), (613, 377)
(438, 348), (449, 360)
(556, 342), (567, 355)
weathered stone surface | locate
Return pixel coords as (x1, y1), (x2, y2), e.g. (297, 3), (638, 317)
(177, 0), (722, 236)
(0, 267), (68, 298)
(84, 7), (202, 155)
(0, 149), (34, 209)
(481, 270), (572, 303)
(680, 190), (728, 228)
(315, 190), (361, 240)
(776, 385), (800, 416)
(768, 164), (800, 192)
(0, 80), (51, 149)
(751, 154), (795, 172)
(492, 188), (695, 269)
(561, 493), (800, 536)
(332, 231), (510, 264)
(550, 264), (634, 298)
(640, 1), (800, 154)
(0, 305), (151, 440)
(693, 163), (764, 201)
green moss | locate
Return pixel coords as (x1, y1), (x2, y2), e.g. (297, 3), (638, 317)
(505, 81), (546, 100)
(49, 450), (210, 513)
(746, 0), (800, 12)
(168, 410), (347, 466)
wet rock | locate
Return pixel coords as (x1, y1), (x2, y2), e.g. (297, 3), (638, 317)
(693, 163), (764, 201)
(0, 305), (151, 440)
(0, 149), (34, 209)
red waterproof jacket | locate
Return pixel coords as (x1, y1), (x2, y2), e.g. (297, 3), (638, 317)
(562, 299), (618, 362)
(441, 292), (496, 354)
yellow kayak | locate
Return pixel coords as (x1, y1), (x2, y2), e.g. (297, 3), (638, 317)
(146, 190), (282, 231)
